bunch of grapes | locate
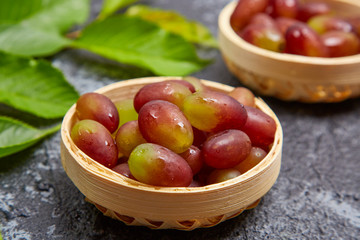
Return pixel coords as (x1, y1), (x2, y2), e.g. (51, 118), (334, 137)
(230, 0), (360, 57)
(70, 78), (277, 187)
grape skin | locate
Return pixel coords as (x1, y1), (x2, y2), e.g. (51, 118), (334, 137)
(71, 119), (118, 168)
(76, 92), (119, 134)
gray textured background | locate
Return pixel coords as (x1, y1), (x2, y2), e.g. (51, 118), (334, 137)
(1, 0), (360, 239)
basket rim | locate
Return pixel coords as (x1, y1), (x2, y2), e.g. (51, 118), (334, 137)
(218, 0), (360, 66)
(60, 76), (283, 195)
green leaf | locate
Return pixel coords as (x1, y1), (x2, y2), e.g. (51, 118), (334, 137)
(125, 5), (218, 48)
(0, 52), (79, 119)
(73, 15), (211, 76)
(0, 116), (61, 158)
(99, 0), (139, 20)
(0, 0), (90, 56)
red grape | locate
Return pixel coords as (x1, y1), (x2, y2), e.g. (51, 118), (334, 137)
(179, 145), (203, 175)
(76, 92), (119, 133)
(308, 15), (355, 34)
(115, 120), (146, 157)
(128, 143), (193, 187)
(202, 129), (251, 169)
(241, 22), (285, 52)
(235, 146), (267, 173)
(71, 119), (118, 168)
(138, 100), (193, 153)
(322, 31), (360, 57)
(241, 106), (276, 147)
(276, 17), (301, 35)
(228, 87), (256, 107)
(266, 0), (300, 19)
(133, 80), (192, 112)
(284, 23), (329, 57)
(207, 169), (241, 185)
(182, 90), (248, 133)
(112, 163), (135, 179)
(230, 0), (269, 32)
(297, 2), (332, 22)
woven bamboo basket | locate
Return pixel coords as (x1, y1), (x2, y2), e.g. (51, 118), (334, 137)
(60, 77), (283, 230)
(218, 0), (360, 103)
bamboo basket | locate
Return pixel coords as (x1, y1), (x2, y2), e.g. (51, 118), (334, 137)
(218, 0), (360, 103)
(60, 77), (283, 230)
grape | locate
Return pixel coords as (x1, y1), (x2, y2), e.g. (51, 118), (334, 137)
(230, 0), (269, 32)
(128, 143), (193, 187)
(228, 87), (256, 107)
(76, 92), (119, 133)
(179, 145), (203, 175)
(266, 0), (300, 19)
(182, 90), (248, 132)
(138, 100), (193, 154)
(114, 99), (138, 128)
(276, 17), (301, 35)
(202, 129), (251, 169)
(133, 81), (192, 112)
(241, 22), (285, 52)
(182, 76), (207, 92)
(347, 16), (360, 36)
(71, 119), (118, 168)
(321, 31), (360, 57)
(308, 15), (355, 35)
(297, 2), (331, 22)
(112, 163), (135, 179)
(115, 120), (146, 157)
(241, 106), (276, 147)
(207, 169), (241, 185)
(192, 127), (208, 148)
(249, 13), (279, 28)
(235, 147), (267, 173)
(167, 79), (196, 93)
(284, 23), (329, 57)
(188, 179), (203, 187)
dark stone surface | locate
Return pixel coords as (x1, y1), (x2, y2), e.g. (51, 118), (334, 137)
(1, 0), (360, 239)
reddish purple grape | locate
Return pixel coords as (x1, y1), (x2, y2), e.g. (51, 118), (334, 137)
(188, 179), (204, 187)
(228, 87), (256, 107)
(284, 23), (329, 57)
(182, 90), (248, 133)
(115, 120), (146, 157)
(297, 2), (332, 22)
(179, 145), (203, 175)
(128, 143), (193, 187)
(71, 119), (118, 168)
(322, 31), (360, 57)
(235, 146), (267, 173)
(167, 79), (196, 93)
(76, 92), (119, 133)
(112, 163), (135, 179)
(202, 129), (251, 169)
(192, 127), (208, 148)
(308, 15), (355, 34)
(182, 76), (207, 92)
(230, 0), (269, 32)
(266, 0), (300, 19)
(133, 81), (192, 112)
(241, 106), (276, 147)
(347, 16), (360, 36)
(241, 22), (285, 52)
(276, 17), (301, 35)
(249, 13), (278, 28)
(207, 169), (241, 185)
(138, 100), (193, 153)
